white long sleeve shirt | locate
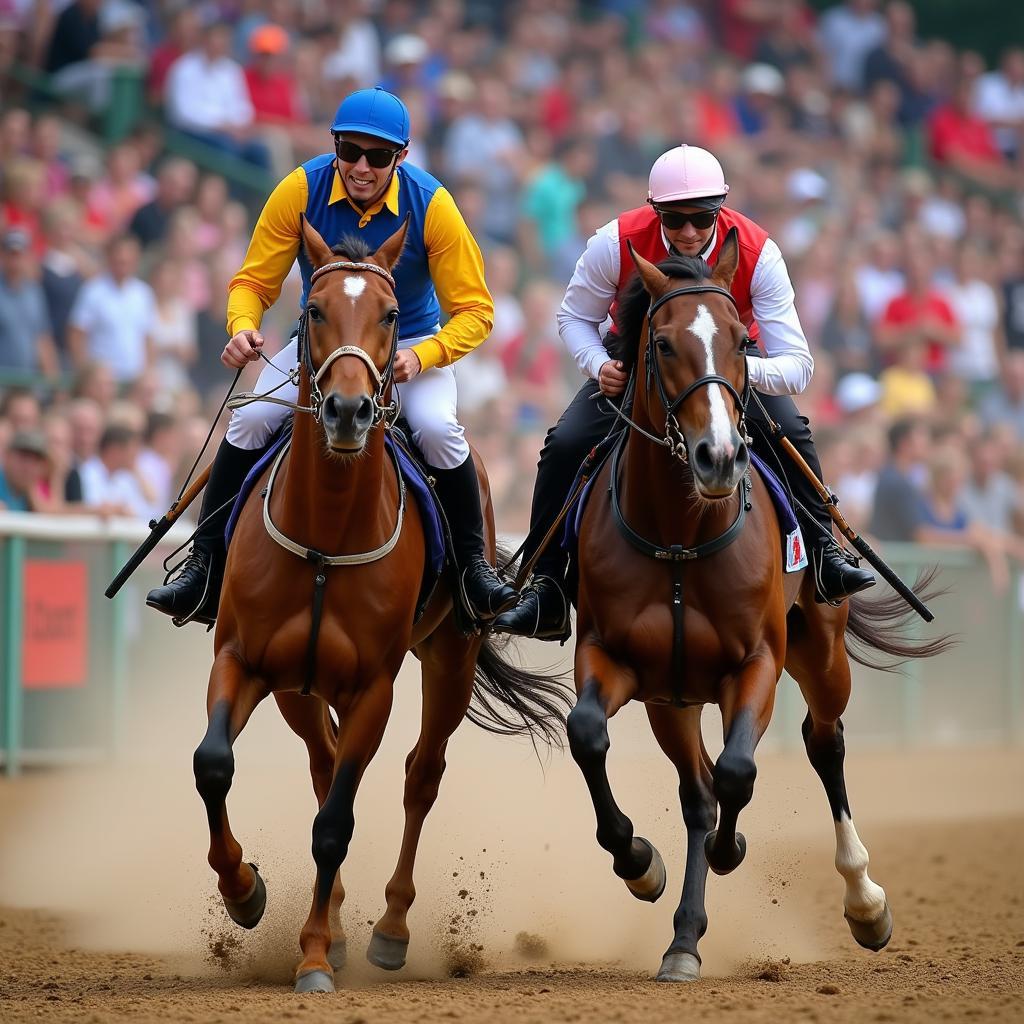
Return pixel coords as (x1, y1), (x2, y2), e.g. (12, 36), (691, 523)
(557, 219), (814, 396)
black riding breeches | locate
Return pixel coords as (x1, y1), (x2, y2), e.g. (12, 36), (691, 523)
(523, 381), (832, 578)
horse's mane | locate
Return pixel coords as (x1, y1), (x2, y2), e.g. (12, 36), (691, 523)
(330, 235), (374, 260)
(609, 254), (711, 370)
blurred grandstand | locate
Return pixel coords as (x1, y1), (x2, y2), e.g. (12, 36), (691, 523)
(0, 0), (1023, 581)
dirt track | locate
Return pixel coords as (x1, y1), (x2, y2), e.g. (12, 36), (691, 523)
(1, 665), (1022, 1023)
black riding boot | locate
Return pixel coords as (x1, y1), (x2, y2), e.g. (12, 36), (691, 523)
(490, 570), (572, 642)
(146, 440), (265, 625)
(431, 456), (518, 620)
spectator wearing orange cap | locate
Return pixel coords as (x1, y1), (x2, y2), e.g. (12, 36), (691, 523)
(243, 23), (315, 176)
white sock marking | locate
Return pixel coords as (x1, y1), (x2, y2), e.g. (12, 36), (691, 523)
(686, 304), (732, 454)
(343, 276), (367, 301)
(834, 815), (886, 921)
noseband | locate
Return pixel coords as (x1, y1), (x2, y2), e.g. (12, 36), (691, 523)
(297, 259), (401, 428)
(644, 283), (751, 464)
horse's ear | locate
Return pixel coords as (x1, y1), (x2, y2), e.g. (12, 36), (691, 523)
(299, 213), (333, 269)
(710, 226), (740, 289)
(373, 214), (410, 272)
(629, 241), (670, 297)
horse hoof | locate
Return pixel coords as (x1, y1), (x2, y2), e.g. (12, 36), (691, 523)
(704, 830), (747, 876)
(294, 969), (334, 994)
(328, 939), (347, 971)
(656, 951), (701, 982)
(624, 838), (666, 903)
(366, 930), (408, 971)
(846, 901), (893, 951)
(223, 864), (267, 929)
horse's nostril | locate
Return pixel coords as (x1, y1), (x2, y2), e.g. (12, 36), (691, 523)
(356, 395), (374, 426)
(323, 393), (342, 424)
(693, 439), (716, 476)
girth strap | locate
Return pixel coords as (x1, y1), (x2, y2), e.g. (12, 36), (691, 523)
(303, 555), (328, 697)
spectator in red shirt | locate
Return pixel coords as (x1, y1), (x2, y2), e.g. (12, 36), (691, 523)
(245, 24), (301, 124)
(928, 75), (1011, 191)
(243, 23), (317, 174)
(876, 248), (960, 375)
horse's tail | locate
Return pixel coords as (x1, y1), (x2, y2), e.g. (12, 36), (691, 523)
(465, 542), (574, 749)
(469, 635), (573, 749)
(844, 566), (956, 672)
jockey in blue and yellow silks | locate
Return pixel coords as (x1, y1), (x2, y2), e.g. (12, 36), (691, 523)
(148, 87), (517, 626)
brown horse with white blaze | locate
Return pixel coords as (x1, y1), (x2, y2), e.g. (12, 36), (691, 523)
(568, 230), (948, 982)
(192, 217), (570, 993)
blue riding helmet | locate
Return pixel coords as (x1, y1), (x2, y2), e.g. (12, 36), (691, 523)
(331, 87), (410, 147)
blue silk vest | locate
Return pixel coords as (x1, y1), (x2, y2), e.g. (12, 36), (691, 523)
(298, 155), (442, 340)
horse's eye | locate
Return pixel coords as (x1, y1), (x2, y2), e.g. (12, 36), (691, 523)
(656, 337), (673, 356)
(382, 308), (399, 326)
(740, 335), (755, 351)
(308, 305), (322, 322)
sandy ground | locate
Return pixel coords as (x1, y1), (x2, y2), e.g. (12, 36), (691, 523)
(1, 641), (1022, 1024)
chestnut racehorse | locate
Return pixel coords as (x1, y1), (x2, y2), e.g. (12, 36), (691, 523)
(193, 217), (570, 993)
(569, 232), (948, 982)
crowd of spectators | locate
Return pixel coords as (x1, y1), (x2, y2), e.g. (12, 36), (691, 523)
(1, 0), (1024, 587)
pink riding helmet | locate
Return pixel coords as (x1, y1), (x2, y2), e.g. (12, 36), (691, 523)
(648, 145), (730, 207)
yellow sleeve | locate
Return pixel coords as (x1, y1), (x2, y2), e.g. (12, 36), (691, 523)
(225, 167), (307, 337)
(411, 186), (494, 372)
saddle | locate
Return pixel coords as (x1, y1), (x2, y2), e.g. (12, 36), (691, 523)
(225, 422), (451, 625)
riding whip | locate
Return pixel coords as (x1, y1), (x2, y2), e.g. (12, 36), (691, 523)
(104, 464), (212, 599)
(105, 365), (246, 600)
(749, 392), (934, 623)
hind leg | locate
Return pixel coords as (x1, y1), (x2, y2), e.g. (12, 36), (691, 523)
(647, 705), (717, 982)
(194, 651), (268, 928)
(275, 693), (347, 968)
(787, 602), (892, 951)
(369, 624), (479, 971)
(705, 654), (778, 875)
(569, 643), (665, 899)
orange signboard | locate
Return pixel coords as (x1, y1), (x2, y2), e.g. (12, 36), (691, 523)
(22, 560), (89, 689)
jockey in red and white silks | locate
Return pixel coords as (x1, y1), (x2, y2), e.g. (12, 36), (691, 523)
(491, 144), (874, 642)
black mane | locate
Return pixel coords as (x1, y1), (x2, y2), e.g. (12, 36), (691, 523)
(609, 254), (711, 369)
(330, 234), (373, 260)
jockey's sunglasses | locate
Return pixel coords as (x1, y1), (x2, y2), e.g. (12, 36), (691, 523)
(651, 205), (719, 231)
(334, 137), (403, 169)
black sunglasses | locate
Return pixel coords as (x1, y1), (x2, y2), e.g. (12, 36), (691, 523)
(334, 138), (402, 169)
(652, 205), (719, 231)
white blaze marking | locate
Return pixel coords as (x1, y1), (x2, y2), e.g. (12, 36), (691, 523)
(686, 304), (732, 453)
(834, 815), (887, 921)
(343, 276), (367, 301)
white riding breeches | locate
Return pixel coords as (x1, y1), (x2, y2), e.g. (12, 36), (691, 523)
(225, 335), (470, 469)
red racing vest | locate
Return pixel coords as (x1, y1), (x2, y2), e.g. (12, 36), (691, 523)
(614, 204), (770, 341)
